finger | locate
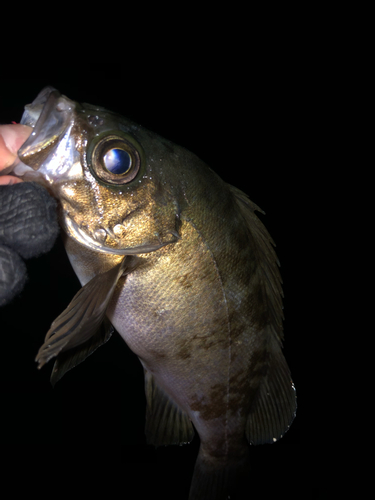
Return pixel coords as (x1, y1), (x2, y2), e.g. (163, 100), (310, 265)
(0, 175), (23, 186)
(0, 124), (32, 172)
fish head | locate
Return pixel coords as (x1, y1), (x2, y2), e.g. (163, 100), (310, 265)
(18, 86), (183, 256)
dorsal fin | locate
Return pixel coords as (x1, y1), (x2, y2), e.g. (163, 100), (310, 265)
(229, 184), (284, 340)
(229, 185), (296, 444)
(144, 369), (195, 446)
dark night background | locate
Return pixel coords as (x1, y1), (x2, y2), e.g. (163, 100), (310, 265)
(0, 76), (317, 498)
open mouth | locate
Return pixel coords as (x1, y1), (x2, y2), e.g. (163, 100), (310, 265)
(0, 86), (73, 185)
(0, 87), (60, 185)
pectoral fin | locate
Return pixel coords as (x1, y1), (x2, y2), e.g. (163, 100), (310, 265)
(35, 256), (136, 371)
(50, 317), (113, 386)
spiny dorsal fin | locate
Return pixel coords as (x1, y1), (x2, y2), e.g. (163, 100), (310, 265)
(144, 369), (195, 446)
(229, 184), (284, 341)
(229, 185), (296, 444)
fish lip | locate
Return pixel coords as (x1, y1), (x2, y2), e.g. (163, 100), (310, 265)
(20, 86), (59, 129)
(0, 88), (60, 182)
(12, 161), (36, 178)
(1, 87), (57, 181)
(18, 87), (60, 166)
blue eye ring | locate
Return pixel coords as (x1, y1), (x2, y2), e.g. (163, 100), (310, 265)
(91, 134), (141, 185)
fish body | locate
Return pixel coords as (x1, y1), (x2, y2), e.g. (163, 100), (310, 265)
(17, 87), (296, 499)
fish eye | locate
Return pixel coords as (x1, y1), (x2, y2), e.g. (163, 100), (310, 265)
(103, 148), (132, 175)
(89, 134), (141, 185)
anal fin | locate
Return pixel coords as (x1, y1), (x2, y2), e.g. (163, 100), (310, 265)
(144, 369), (195, 446)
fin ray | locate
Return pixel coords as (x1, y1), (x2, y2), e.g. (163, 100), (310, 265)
(35, 256), (134, 369)
(246, 337), (296, 445)
(144, 369), (194, 446)
(50, 317), (114, 386)
(229, 184), (284, 339)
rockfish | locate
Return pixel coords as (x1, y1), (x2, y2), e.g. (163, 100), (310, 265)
(16, 87), (296, 499)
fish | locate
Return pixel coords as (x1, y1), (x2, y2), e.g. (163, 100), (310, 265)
(16, 86), (296, 499)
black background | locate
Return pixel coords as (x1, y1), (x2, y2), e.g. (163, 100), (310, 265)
(0, 77), (313, 498)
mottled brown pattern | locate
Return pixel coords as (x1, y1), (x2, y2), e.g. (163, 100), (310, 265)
(190, 383), (228, 420)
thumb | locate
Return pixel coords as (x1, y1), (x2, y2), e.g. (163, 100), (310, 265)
(0, 124), (32, 185)
(0, 124), (32, 158)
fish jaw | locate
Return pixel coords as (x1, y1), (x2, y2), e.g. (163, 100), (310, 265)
(18, 87), (82, 187)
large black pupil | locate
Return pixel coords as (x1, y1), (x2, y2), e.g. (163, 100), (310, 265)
(103, 148), (131, 175)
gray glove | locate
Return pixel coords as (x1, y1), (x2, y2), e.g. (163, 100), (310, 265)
(0, 182), (59, 306)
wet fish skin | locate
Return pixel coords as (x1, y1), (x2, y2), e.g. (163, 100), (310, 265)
(17, 87), (296, 499)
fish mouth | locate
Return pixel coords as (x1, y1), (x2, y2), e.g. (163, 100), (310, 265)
(4, 87), (62, 181)
(17, 86), (76, 174)
(20, 86), (60, 130)
(0, 87), (69, 184)
(1, 87), (73, 185)
(0, 87), (56, 183)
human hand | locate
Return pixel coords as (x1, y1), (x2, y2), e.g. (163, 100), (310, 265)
(0, 124), (59, 305)
(0, 124), (32, 185)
